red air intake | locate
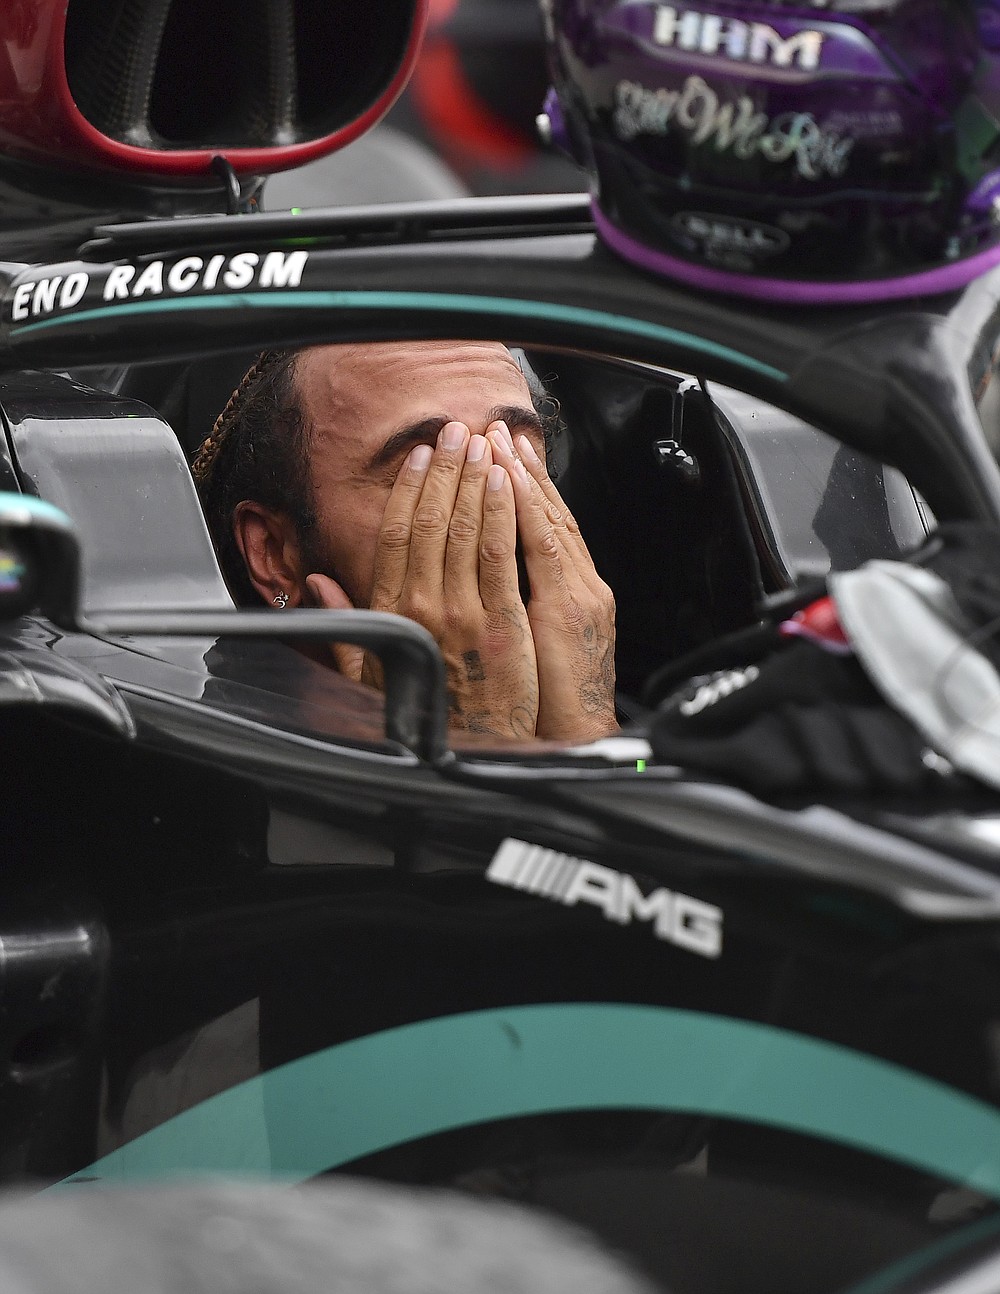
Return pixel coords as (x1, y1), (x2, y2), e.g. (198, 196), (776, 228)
(0, 0), (427, 178)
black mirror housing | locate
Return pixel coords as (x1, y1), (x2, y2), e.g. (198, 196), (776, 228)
(0, 493), (82, 628)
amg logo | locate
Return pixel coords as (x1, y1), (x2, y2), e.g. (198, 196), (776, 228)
(487, 838), (723, 958)
(653, 6), (825, 71)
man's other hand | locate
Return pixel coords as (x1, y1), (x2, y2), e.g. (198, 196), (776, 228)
(488, 426), (617, 742)
(308, 421), (539, 740)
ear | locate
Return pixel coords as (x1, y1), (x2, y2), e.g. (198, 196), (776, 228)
(233, 501), (308, 608)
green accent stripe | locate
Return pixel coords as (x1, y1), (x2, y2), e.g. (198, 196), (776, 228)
(9, 291), (787, 383)
(0, 492), (72, 527)
(841, 1213), (1000, 1294)
(60, 1004), (1000, 1192)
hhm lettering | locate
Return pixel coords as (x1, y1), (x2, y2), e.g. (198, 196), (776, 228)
(653, 7), (826, 72)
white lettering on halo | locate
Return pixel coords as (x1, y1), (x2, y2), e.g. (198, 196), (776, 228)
(131, 261), (165, 297)
(166, 257), (204, 292)
(9, 250), (312, 323)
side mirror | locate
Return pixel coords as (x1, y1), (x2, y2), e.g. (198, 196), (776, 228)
(0, 493), (448, 762)
(0, 493), (81, 626)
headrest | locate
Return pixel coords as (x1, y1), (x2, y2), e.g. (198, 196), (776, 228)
(2, 372), (233, 613)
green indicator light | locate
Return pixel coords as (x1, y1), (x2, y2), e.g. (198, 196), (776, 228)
(290, 207), (302, 215)
(636, 759), (647, 772)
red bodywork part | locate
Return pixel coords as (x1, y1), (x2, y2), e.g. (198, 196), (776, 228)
(0, 0), (428, 178)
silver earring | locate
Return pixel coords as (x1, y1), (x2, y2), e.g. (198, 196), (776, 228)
(273, 591), (289, 608)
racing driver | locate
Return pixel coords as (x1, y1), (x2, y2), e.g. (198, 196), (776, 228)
(192, 340), (618, 744)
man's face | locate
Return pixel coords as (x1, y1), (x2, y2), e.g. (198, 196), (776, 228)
(294, 340), (546, 607)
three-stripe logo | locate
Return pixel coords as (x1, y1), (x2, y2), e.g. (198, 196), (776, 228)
(486, 838), (723, 958)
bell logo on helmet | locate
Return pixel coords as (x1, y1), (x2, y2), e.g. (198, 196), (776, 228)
(653, 7), (826, 72)
(674, 213), (789, 259)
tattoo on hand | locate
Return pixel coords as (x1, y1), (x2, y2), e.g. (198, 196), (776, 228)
(579, 628), (615, 715)
(463, 650), (486, 682)
(509, 705), (536, 739)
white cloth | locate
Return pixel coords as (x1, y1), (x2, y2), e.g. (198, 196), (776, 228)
(830, 561), (1000, 790)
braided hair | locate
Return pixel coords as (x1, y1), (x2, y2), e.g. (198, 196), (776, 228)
(192, 349), (315, 606)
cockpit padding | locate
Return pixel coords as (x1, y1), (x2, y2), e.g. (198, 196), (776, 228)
(532, 354), (765, 696)
(0, 372), (233, 615)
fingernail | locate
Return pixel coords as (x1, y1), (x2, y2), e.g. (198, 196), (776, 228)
(517, 435), (540, 465)
(467, 434), (487, 463)
(441, 421), (467, 451)
(489, 429), (513, 458)
(409, 443), (432, 472)
(495, 421), (514, 449)
(487, 464), (506, 492)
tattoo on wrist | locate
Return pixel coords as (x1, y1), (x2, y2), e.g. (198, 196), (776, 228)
(461, 705), (535, 740)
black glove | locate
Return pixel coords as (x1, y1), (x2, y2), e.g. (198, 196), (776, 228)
(650, 640), (940, 797)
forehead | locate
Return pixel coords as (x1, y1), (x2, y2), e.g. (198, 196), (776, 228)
(296, 340), (532, 455)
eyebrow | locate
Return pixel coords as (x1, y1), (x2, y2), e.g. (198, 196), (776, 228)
(365, 405), (545, 473)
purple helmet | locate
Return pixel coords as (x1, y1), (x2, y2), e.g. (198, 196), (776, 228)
(540, 0), (1000, 302)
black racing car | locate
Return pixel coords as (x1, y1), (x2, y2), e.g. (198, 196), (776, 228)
(1, 4), (1000, 1294)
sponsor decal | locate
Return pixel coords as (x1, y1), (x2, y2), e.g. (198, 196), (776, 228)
(678, 664), (759, 716)
(486, 837), (723, 958)
(653, 6), (826, 71)
(613, 75), (854, 179)
(9, 249), (310, 322)
(823, 107), (903, 140)
(673, 212), (788, 264)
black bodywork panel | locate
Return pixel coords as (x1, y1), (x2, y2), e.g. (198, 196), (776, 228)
(0, 197), (999, 1294)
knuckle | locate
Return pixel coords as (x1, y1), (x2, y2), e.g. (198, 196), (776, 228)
(430, 457), (461, 483)
(593, 579), (616, 613)
(538, 531), (560, 560)
(562, 599), (588, 632)
(442, 601), (473, 633)
(379, 520), (411, 550)
(479, 536), (511, 565)
(401, 592), (434, 628)
(447, 513), (479, 544)
(412, 505), (449, 536)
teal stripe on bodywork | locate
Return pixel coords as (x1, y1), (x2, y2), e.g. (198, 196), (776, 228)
(61, 1004), (1000, 1192)
(10, 291), (788, 383)
(0, 493), (73, 527)
(841, 1213), (1000, 1294)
